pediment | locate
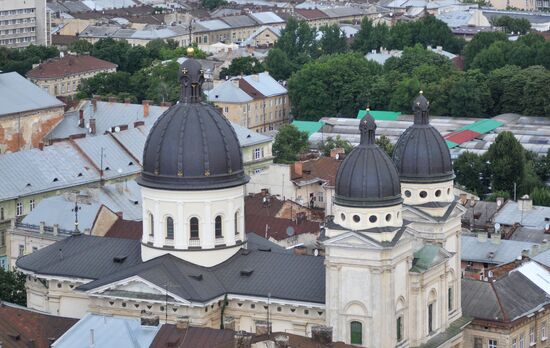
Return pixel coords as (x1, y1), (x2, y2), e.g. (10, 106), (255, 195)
(323, 232), (383, 249)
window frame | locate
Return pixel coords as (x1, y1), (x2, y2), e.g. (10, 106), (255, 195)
(166, 216), (174, 240)
(190, 217), (199, 239)
(350, 321), (362, 345)
(215, 215), (223, 238)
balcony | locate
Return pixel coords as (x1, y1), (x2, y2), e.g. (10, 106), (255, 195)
(189, 238), (200, 247)
(215, 237), (225, 246)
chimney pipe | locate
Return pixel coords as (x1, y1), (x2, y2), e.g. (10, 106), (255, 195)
(142, 100), (151, 117)
(233, 331), (252, 348)
(311, 325), (333, 344)
(38, 142), (44, 151)
(89, 118), (96, 135)
(140, 312), (160, 326)
(79, 109), (85, 128)
(274, 334), (290, 348)
(176, 316), (190, 330)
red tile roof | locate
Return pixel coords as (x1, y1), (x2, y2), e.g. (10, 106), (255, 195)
(295, 8), (330, 20)
(104, 218), (142, 240)
(27, 55), (117, 79)
(292, 156), (342, 187)
(150, 325), (235, 348)
(444, 129), (481, 144)
(0, 302), (77, 348)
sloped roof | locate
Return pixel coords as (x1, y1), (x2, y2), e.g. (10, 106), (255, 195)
(197, 19), (231, 31)
(295, 8), (329, 20)
(248, 12), (285, 24)
(206, 80), (254, 103)
(220, 15), (257, 28)
(292, 156), (342, 187)
(52, 313), (159, 348)
(27, 55), (117, 79)
(150, 326), (235, 348)
(410, 244), (451, 272)
(104, 218), (143, 240)
(242, 72), (287, 97)
(0, 72), (64, 117)
(494, 201), (550, 229)
(461, 235), (538, 265)
(0, 302), (77, 348)
(320, 7), (363, 18)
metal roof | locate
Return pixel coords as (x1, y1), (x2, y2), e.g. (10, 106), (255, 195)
(231, 122), (272, 147)
(248, 12), (285, 24)
(320, 7), (363, 18)
(0, 72), (64, 117)
(242, 72), (287, 97)
(461, 235), (539, 265)
(52, 313), (159, 348)
(220, 15), (258, 28)
(206, 80), (254, 103)
(494, 201), (550, 229)
(291, 120), (325, 137)
(196, 19), (231, 31)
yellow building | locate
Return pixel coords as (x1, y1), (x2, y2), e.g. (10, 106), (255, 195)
(207, 72), (290, 133)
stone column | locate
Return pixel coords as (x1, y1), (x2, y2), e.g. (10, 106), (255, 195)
(153, 201), (162, 247)
(175, 202), (185, 249)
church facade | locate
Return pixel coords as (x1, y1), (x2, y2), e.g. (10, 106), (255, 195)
(16, 56), (466, 347)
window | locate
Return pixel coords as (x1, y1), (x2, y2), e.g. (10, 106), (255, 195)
(350, 321), (362, 345)
(353, 215), (360, 223)
(530, 326), (535, 344)
(166, 217), (174, 240)
(18, 244), (24, 257)
(224, 107), (229, 113)
(16, 202), (23, 216)
(32, 246), (37, 253)
(190, 217), (199, 239)
(448, 287), (453, 311)
(215, 216), (223, 238)
(474, 337), (482, 348)
(253, 148), (263, 160)
(317, 192), (324, 203)
(0, 207), (4, 220)
(404, 190), (411, 198)
(149, 213), (154, 236)
(29, 199), (35, 212)
(420, 191), (428, 198)
(542, 321), (547, 339)
(428, 303), (434, 333)
(512, 338), (517, 348)
(397, 316), (403, 342)
(234, 212), (239, 236)
(520, 334), (525, 348)
(488, 339), (497, 348)
(369, 215), (377, 223)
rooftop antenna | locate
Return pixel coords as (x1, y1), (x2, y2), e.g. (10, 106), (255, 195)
(72, 193), (82, 235)
(100, 147), (106, 182)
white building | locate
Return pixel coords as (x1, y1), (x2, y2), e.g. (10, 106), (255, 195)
(0, 0), (48, 48)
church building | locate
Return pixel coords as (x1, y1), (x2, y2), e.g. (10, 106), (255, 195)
(16, 55), (467, 347)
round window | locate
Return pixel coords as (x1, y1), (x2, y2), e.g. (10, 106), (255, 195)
(419, 191), (428, 198)
(405, 190), (412, 198)
(340, 213), (346, 221)
(435, 189), (441, 197)
(369, 215), (377, 223)
(353, 215), (361, 223)
(385, 213), (391, 222)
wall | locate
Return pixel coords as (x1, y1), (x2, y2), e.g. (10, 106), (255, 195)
(30, 67), (117, 97)
(0, 0), (47, 48)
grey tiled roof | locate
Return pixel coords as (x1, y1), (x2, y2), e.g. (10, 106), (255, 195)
(494, 201), (550, 229)
(248, 12), (285, 24)
(0, 72), (64, 117)
(461, 235), (538, 265)
(220, 15), (258, 28)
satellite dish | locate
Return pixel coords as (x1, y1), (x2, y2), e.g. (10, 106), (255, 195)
(286, 226), (295, 237)
(313, 249), (319, 256)
(114, 126), (121, 133)
(546, 224), (550, 231)
(494, 223), (501, 232)
(497, 199), (502, 207)
(335, 153), (340, 160)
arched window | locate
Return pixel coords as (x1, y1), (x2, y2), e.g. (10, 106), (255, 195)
(350, 321), (362, 345)
(215, 216), (223, 238)
(166, 217), (174, 240)
(149, 213), (154, 236)
(190, 217), (199, 239)
(234, 211), (239, 236)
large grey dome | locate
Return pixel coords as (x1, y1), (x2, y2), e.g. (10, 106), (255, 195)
(392, 93), (455, 184)
(335, 112), (402, 208)
(137, 58), (248, 191)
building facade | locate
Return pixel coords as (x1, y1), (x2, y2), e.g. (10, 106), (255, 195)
(0, 0), (47, 48)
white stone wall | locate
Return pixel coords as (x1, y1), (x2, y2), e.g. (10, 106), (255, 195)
(401, 180), (454, 206)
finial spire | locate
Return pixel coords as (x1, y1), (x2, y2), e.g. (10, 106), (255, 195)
(179, 59), (204, 103)
(359, 111), (376, 145)
(413, 92), (430, 125)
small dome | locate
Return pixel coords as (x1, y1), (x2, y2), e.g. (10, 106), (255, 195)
(138, 59), (248, 190)
(335, 112), (402, 208)
(392, 93), (454, 183)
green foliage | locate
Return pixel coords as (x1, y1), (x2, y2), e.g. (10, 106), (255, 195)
(69, 39), (94, 54)
(288, 53), (383, 120)
(0, 268), (27, 306)
(376, 135), (394, 157)
(219, 57), (265, 79)
(453, 152), (489, 196)
(491, 15), (531, 34)
(352, 18), (389, 54)
(0, 45), (59, 75)
(486, 190), (511, 201)
(318, 25), (348, 55)
(272, 125), (309, 163)
(201, 0), (227, 10)
(531, 187), (550, 206)
(446, 70), (492, 117)
(318, 136), (352, 156)
(464, 32), (508, 69)
(485, 131), (526, 196)
(264, 48), (293, 81)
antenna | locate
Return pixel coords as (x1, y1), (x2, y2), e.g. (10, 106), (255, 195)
(71, 192), (82, 234)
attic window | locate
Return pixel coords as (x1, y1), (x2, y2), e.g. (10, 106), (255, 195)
(104, 167), (110, 171)
(240, 269), (254, 277)
(247, 134), (251, 138)
(26, 183), (31, 187)
(113, 256), (127, 263)
(77, 173), (83, 177)
(133, 200), (139, 205)
(258, 247), (271, 252)
(190, 274), (203, 281)
(128, 161), (134, 166)
(52, 178), (59, 182)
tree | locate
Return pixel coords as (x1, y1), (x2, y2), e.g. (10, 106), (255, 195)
(318, 136), (352, 156)
(0, 268), (26, 306)
(531, 187), (550, 206)
(318, 25), (348, 55)
(275, 18), (317, 63)
(446, 70), (492, 117)
(463, 31), (508, 69)
(201, 0), (227, 10)
(68, 39), (94, 54)
(491, 15), (531, 34)
(376, 135), (394, 157)
(352, 19), (389, 54)
(485, 131), (525, 196)
(264, 48), (293, 81)
(272, 125), (309, 163)
(487, 65), (522, 115)
(453, 152), (488, 195)
(219, 57), (265, 79)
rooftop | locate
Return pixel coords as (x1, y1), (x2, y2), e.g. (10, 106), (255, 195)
(494, 200), (550, 229)
(461, 235), (539, 265)
(27, 55), (117, 79)
(248, 11), (285, 24)
(291, 156), (342, 187)
(0, 72), (64, 117)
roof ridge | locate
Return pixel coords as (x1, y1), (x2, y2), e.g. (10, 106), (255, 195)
(490, 280), (509, 322)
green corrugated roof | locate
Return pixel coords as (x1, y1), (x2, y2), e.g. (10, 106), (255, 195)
(410, 245), (446, 273)
(356, 110), (401, 121)
(446, 140), (459, 149)
(457, 119), (504, 135)
(291, 120), (325, 137)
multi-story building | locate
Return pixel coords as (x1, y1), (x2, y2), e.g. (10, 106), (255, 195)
(27, 55), (117, 97)
(0, 0), (47, 48)
(207, 72), (290, 133)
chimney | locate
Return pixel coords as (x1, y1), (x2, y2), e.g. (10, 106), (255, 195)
(477, 232), (487, 243)
(521, 249), (530, 259)
(496, 197), (505, 209)
(223, 316), (235, 330)
(38, 142), (44, 151)
(490, 233), (501, 245)
(532, 244), (540, 256)
(274, 334), (290, 348)
(134, 121), (145, 128)
(142, 100), (151, 117)
(234, 331), (252, 348)
(176, 316), (190, 330)
(311, 325), (332, 344)
(518, 195), (533, 211)
(124, 98), (131, 104)
(293, 162), (303, 178)
(108, 96), (117, 104)
(436, 45), (443, 51)
(53, 224), (59, 236)
(78, 109), (85, 128)
(39, 221), (45, 234)
(330, 147), (345, 159)
(140, 312), (160, 327)
(89, 118), (96, 135)
(92, 96), (100, 112)
(255, 320), (271, 335)
(459, 193), (467, 205)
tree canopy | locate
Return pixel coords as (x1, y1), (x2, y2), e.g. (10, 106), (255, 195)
(0, 268), (26, 306)
(272, 125), (310, 163)
(219, 57), (265, 79)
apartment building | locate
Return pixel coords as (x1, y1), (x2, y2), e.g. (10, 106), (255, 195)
(0, 0), (47, 48)
(207, 72), (290, 133)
